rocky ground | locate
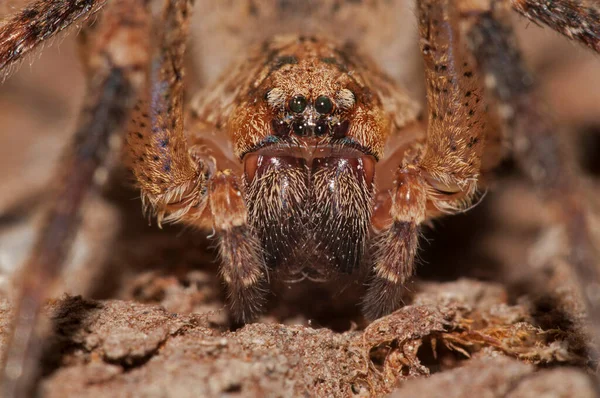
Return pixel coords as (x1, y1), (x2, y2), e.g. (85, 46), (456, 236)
(1, 1), (600, 397)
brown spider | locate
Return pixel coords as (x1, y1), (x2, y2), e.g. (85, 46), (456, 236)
(0, 0), (599, 396)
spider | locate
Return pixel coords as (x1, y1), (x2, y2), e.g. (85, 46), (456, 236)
(0, 0), (599, 396)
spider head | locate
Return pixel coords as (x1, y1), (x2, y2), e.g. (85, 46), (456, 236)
(225, 36), (391, 275)
(228, 36), (391, 162)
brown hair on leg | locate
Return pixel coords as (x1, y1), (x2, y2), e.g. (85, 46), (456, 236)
(123, 0), (205, 225)
(511, 0), (600, 53)
(0, 0), (108, 75)
(1, 0), (151, 395)
(465, 0), (600, 380)
(121, 0), (268, 322)
(364, 0), (498, 319)
(210, 171), (267, 323)
(363, 169), (426, 320)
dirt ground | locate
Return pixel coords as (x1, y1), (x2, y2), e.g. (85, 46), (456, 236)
(1, 1), (600, 397)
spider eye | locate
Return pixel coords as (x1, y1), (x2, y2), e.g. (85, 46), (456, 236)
(315, 120), (329, 136)
(315, 95), (333, 114)
(272, 119), (289, 137)
(332, 120), (349, 138)
(289, 95), (307, 113)
(292, 121), (309, 136)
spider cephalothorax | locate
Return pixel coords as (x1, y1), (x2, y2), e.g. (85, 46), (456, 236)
(226, 36), (395, 161)
(233, 37), (383, 278)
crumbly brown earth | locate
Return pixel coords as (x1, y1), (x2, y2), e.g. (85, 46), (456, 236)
(1, 1), (600, 397)
(0, 274), (596, 397)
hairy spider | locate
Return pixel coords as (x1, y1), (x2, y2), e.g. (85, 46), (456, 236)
(1, 0), (599, 396)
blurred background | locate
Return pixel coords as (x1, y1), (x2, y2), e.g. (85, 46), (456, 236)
(0, 0), (599, 327)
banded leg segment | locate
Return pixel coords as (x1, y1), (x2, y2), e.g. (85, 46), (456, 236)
(0, 0), (108, 74)
(123, 0), (267, 321)
(363, 169), (426, 319)
(210, 171), (267, 322)
(1, 1), (151, 396)
(125, 0), (204, 226)
(364, 0), (495, 319)
(511, 0), (600, 53)
(464, 0), (600, 369)
(417, 0), (489, 208)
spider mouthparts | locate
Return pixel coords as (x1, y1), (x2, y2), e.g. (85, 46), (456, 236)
(244, 152), (375, 186)
(244, 150), (375, 275)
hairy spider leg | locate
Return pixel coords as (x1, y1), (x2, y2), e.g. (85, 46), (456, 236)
(0, 0), (107, 76)
(464, 0), (600, 383)
(510, 0), (600, 53)
(123, 1), (268, 323)
(363, 0), (494, 319)
(363, 0), (600, 321)
(1, 0), (151, 396)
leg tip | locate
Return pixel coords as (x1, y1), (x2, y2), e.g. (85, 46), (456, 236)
(361, 277), (408, 321)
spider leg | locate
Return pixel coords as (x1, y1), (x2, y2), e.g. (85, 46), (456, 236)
(1, 1), (151, 396)
(510, 0), (600, 53)
(208, 170), (268, 323)
(363, 0), (494, 319)
(123, 1), (267, 323)
(464, 0), (600, 374)
(0, 0), (107, 75)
